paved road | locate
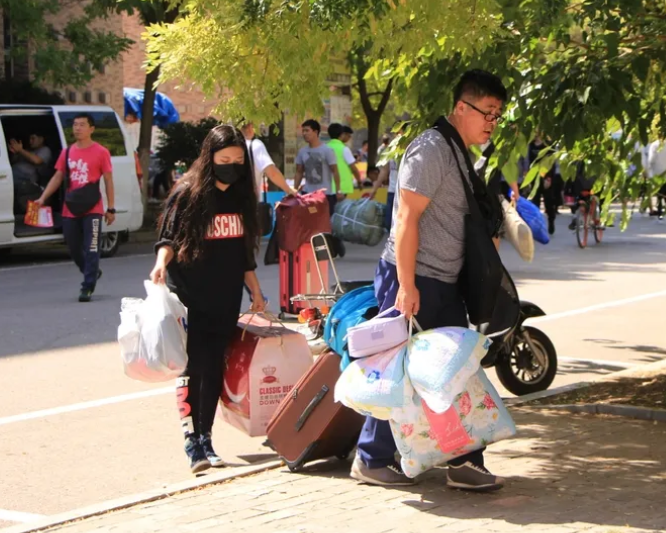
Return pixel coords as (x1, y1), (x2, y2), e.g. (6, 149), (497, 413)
(0, 212), (664, 528)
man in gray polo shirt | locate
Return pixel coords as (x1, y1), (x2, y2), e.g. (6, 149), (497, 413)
(351, 70), (508, 492)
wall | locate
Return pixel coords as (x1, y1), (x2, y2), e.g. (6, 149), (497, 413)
(121, 13), (217, 124)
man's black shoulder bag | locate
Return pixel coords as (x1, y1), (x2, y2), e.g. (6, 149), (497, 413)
(63, 146), (102, 217)
(431, 117), (504, 325)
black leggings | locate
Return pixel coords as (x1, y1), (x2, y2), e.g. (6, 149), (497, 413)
(176, 313), (231, 438)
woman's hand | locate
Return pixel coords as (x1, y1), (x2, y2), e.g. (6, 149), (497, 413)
(250, 292), (266, 313)
(150, 260), (167, 285)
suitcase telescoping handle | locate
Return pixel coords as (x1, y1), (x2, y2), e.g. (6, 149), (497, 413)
(294, 385), (329, 432)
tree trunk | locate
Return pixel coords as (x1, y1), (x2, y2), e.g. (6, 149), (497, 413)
(366, 112), (381, 168)
(139, 65), (160, 211)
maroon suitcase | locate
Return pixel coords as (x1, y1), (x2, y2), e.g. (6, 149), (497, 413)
(275, 191), (331, 253)
(265, 350), (364, 472)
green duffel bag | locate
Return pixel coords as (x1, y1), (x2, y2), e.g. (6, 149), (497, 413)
(332, 198), (386, 246)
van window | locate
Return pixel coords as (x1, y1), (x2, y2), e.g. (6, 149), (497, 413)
(58, 111), (127, 157)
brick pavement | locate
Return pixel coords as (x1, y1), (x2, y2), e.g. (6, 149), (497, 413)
(28, 407), (666, 533)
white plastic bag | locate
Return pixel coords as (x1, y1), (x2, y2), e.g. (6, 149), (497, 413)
(118, 281), (188, 382)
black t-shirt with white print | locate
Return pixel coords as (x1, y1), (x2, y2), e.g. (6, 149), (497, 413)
(156, 185), (256, 333)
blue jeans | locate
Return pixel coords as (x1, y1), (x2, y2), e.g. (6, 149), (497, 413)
(356, 259), (485, 469)
(62, 214), (103, 291)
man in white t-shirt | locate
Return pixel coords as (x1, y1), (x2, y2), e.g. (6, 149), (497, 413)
(241, 123), (297, 197)
(647, 140), (666, 221)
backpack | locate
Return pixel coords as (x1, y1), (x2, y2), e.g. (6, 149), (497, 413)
(323, 285), (379, 371)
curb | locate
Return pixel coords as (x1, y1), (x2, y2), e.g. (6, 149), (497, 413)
(1, 460), (283, 533)
(523, 403), (666, 422)
(505, 381), (593, 407)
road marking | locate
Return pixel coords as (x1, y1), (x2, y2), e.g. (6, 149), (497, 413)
(526, 289), (666, 324)
(1, 290), (664, 427)
(0, 253), (153, 273)
(0, 509), (46, 523)
(559, 357), (637, 369)
(0, 387), (173, 427)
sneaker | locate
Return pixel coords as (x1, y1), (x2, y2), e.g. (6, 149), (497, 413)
(568, 220), (577, 231)
(78, 289), (93, 303)
(350, 455), (415, 486)
(447, 462), (505, 492)
(97, 269), (103, 282)
(185, 436), (211, 474)
(548, 220), (555, 235)
(200, 433), (225, 468)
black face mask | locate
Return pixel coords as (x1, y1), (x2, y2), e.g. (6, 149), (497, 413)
(213, 163), (244, 185)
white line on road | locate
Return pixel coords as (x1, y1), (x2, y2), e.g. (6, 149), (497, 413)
(1, 290), (664, 427)
(0, 509), (46, 523)
(0, 386), (173, 427)
(559, 357), (637, 369)
(526, 289), (666, 324)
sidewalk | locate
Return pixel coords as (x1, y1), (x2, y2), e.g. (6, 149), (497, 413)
(22, 407), (666, 533)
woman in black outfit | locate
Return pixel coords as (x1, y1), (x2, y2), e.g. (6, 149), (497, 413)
(150, 125), (266, 473)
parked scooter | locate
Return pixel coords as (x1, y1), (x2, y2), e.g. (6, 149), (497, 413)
(481, 301), (557, 396)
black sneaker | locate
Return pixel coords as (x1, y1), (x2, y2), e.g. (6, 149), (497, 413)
(185, 436), (211, 474)
(447, 462), (505, 492)
(78, 289), (93, 303)
(568, 219), (577, 231)
(97, 269), (103, 281)
(350, 455), (415, 486)
(548, 220), (555, 235)
(200, 433), (225, 468)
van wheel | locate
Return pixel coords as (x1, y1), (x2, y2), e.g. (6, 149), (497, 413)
(100, 232), (120, 258)
(0, 248), (12, 261)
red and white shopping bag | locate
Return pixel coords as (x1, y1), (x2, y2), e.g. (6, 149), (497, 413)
(219, 314), (314, 437)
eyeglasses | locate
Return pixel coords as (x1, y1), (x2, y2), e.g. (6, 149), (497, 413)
(462, 101), (504, 124)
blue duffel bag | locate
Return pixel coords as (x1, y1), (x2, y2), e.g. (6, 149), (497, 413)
(323, 285), (378, 371)
(516, 197), (550, 245)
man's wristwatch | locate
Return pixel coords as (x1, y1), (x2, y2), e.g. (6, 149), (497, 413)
(106, 208), (116, 214)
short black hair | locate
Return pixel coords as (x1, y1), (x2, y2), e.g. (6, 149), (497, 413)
(301, 119), (321, 133)
(73, 113), (95, 127)
(381, 134), (390, 143)
(367, 165), (380, 174)
(328, 123), (343, 139)
(342, 125), (353, 135)
(453, 69), (507, 104)
(362, 139), (368, 146)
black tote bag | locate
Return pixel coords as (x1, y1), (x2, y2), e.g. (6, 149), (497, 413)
(432, 118), (504, 325)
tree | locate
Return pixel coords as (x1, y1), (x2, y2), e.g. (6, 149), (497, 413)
(96, 0), (183, 207)
(145, 0), (501, 125)
(0, 0), (132, 87)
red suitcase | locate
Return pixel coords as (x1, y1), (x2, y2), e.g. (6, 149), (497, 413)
(279, 243), (329, 316)
(275, 191), (331, 253)
(265, 350), (364, 472)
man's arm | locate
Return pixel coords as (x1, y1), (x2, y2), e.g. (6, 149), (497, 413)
(349, 162), (362, 188)
(264, 165), (297, 195)
(369, 164), (390, 199)
(36, 171), (64, 205)
(294, 164), (305, 191)
(329, 164), (342, 196)
(103, 171), (116, 225)
(395, 189), (430, 318)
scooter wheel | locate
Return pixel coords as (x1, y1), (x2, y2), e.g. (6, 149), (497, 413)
(495, 326), (558, 396)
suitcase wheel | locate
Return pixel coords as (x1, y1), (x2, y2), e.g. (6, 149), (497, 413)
(287, 462), (303, 473)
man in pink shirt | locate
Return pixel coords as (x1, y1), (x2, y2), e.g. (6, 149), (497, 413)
(37, 113), (116, 302)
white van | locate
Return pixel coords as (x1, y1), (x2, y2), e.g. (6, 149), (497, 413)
(0, 105), (144, 258)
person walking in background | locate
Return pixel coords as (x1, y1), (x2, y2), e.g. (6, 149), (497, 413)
(328, 123), (362, 194)
(377, 133), (391, 157)
(36, 113), (115, 302)
(150, 125), (266, 474)
(369, 159), (399, 230)
(352, 70), (507, 492)
(525, 135), (560, 235)
(294, 120), (345, 256)
(241, 122), (297, 196)
(357, 140), (369, 163)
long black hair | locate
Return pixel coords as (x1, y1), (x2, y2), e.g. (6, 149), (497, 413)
(161, 124), (259, 264)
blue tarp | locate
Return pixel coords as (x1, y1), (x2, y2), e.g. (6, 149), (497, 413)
(123, 88), (180, 128)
